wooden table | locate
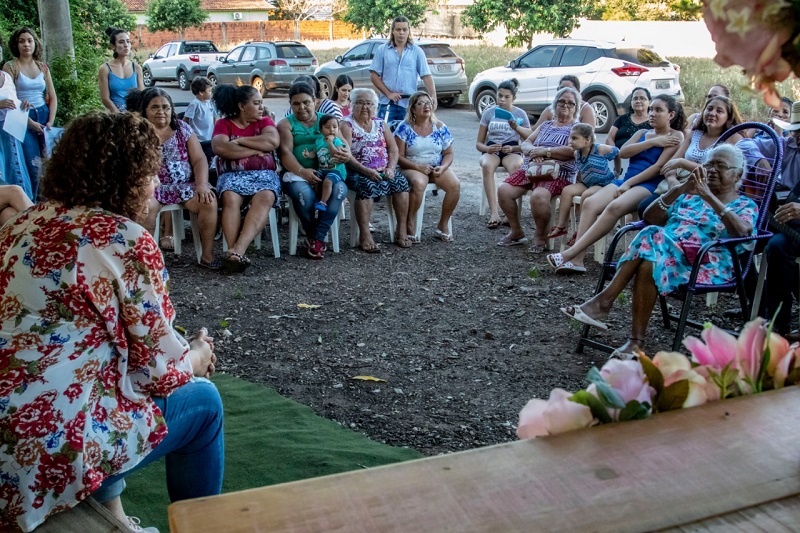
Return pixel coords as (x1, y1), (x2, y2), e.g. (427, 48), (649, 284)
(169, 387), (800, 532)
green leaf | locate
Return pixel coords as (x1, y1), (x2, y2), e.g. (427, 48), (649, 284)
(638, 353), (663, 394)
(586, 367), (626, 408)
(656, 380), (689, 412)
(569, 390), (612, 424)
(618, 400), (651, 422)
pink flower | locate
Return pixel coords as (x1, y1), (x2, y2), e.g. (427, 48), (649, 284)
(599, 359), (654, 405)
(735, 319), (767, 386)
(683, 325), (737, 371)
(772, 343), (799, 389)
(517, 388), (594, 439)
(652, 351), (711, 408)
(765, 332), (790, 377)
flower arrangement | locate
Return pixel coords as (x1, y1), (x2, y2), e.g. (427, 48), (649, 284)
(702, 0), (799, 108)
(517, 318), (800, 439)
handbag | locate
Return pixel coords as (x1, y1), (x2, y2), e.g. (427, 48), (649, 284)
(525, 160), (560, 182)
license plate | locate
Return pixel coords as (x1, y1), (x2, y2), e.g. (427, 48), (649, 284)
(655, 80), (670, 90)
(292, 65), (308, 71)
(435, 64), (452, 72)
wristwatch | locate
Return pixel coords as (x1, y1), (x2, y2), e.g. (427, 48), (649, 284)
(546, 148), (551, 158)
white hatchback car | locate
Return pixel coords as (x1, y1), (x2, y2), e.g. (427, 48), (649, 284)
(468, 39), (683, 133)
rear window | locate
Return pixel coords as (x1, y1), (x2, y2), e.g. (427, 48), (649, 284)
(422, 44), (457, 59)
(184, 42), (218, 53)
(613, 48), (669, 67)
(276, 45), (314, 59)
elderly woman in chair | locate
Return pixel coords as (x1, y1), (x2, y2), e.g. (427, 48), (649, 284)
(560, 144), (757, 359)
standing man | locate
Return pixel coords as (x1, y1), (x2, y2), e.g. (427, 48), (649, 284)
(370, 16), (436, 122)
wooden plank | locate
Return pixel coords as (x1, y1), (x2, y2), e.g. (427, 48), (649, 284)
(33, 498), (129, 532)
(659, 493), (800, 532)
(169, 387), (800, 533)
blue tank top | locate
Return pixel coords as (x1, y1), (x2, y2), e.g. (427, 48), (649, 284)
(107, 62), (138, 111)
(15, 71), (46, 108)
(622, 134), (665, 183)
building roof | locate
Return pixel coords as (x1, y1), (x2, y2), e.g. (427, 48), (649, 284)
(122, 0), (274, 12)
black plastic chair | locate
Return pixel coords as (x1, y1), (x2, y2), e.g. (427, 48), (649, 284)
(576, 122), (783, 355)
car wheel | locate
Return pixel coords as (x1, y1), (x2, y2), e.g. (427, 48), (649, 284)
(474, 89), (497, 119)
(319, 77), (332, 99)
(143, 67), (155, 88)
(207, 73), (218, 87)
(438, 96), (459, 108)
(588, 95), (617, 134)
(252, 76), (266, 97)
(178, 70), (189, 91)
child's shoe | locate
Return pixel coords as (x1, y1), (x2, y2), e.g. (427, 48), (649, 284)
(315, 200), (328, 212)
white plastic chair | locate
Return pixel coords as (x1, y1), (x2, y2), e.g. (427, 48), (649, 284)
(479, 167), (509, 216)
(154, 204), (201, 263)
(288, 200), (342, 255)
(386, 182), (452, 242)
(221, 207), (280, 258)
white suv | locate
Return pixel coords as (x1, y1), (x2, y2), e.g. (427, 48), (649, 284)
(468, 39), (683, 133)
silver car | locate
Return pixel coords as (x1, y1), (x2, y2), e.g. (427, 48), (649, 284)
(207, 41), (317, 96)
(315, 38), (468, 108)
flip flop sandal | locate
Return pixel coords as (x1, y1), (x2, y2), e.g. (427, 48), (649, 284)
(486, 219), (502, 229)
(546, 226), (568, 239)
(222, 252), (249, 273)
(567, 232), (578, 247)
(529, 243), (548, 254)
(159, 236), (175, 251)
(361, 242), (382, 253)
(610, 348), (638, 361)
(406, 234), (421, 244)
(560, 305), (609, 330)
(497, 235), (528, 247)
(198, 258), (222, 270)
(394, 237), (412, 249)
(556, 261), (586, 274)
(434, 229), (454, 242)
(547, 253), (564, 269)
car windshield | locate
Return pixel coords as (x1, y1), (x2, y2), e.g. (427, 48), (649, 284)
(276, 45), (313, 59)
(184, 43), (217, 53)
(614, 48), (670, 67)
(422, 44), (457, 59)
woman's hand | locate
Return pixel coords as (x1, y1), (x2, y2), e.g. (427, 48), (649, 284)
(196, 184), (215, 204)
(20, 100), (33, 111)
(687, 166), (713, 201)
(28, 122), (44, 135)
(500, 145), (514, 154)
(299, 167), (321, 184)
(363, 168), (382, 182)
(417, 163), (434, 175)
(0, 99), (16, 110)
(614, 183), (631, 198)
(431, 165), (446, 178)
(650, 133), (681, 149)
(487, 144), (502, 154)
(189, 328), (216, 378)
(331, 144), (350, 164)
(661, 159), (683, 175)
(384, 167), (395, 180)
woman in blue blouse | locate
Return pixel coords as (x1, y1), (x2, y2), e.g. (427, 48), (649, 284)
(98, 27), (143, 113)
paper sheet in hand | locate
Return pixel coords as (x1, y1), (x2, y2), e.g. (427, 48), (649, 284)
(2, 106), (28, 143)
(43, 127), (65, 158)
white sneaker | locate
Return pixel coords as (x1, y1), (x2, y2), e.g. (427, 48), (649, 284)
(127, 516), (159, 533)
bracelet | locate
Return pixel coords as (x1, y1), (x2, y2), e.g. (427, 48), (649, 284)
(719, 206), (733, 218)
(657, 196), (673, 211)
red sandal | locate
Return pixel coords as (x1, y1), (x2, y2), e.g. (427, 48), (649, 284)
(545, 226), (568, 239)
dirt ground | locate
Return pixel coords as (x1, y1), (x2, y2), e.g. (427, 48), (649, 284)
(163, 177), (748, 456)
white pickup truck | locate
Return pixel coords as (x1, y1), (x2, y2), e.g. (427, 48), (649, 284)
(143, 41), (226, 90)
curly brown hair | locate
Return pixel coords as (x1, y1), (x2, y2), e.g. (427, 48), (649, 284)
(9, 27), (42, 61)
(40, 112), (161, 220)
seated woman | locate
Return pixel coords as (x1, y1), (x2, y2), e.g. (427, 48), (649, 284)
(546, 95), (685, 273)
(340, 87), (411, 251)
(476, 78), (529, 229)
(278, 82), (349, 259)
(529, 75), (595, 132)
(560, 144), (757, 358)
(605, 88), (652, 178)
(333, 74), (353, 117)
(212, 84), (281, 272)
(685, 84), (729, 136)
(0, 184), (33, 226)
(126, 88), (219, 269)
(287, 74), (343, 119)
(0, 112), (221, 533)
(496, 87), (580, 252)
(395, 91), (460, 242)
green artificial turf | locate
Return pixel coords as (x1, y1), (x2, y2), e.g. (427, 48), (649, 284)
(122, 373), (421, 531)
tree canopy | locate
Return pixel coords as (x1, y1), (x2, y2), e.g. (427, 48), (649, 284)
(146, 0), (207, 39)
(462, 0), (589, 48)
(343, 0), (430, 36)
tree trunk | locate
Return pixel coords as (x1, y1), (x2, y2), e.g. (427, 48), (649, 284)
(294, 20), (300, 40)
(38, 0), (75, 63)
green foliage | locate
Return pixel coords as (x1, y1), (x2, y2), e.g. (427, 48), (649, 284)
(462, 0), (588, 48)
(343, 0), (430, 36)
(146, 0), (207, 37)
(669, 0), (702, 21)
(72, 0), (136, 50)
(598, 0), (700, 21)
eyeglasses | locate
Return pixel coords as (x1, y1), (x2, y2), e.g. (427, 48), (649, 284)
(415, 101), (433, 108)
(556, 100), (576, 108)
(702, 162), (738, 173)
(354, 101), (375, 107)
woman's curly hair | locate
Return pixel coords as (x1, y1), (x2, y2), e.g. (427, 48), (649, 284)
(40, 112), (161, 220)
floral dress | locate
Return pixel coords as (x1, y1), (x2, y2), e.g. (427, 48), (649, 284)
(619, 194), (758, 295)
(0, 202), (194, 532)
(345, 116), (409, 200)
(394, 120), (453, 167)
(505, 119), (578, 197)
(213, 116), (281, 198)
(155, 121), (195, 205)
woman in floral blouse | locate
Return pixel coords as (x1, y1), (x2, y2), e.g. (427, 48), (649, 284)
(127, 88), (219, 269)
(0, 112), (222, 533)
(560, 144), (757, 359)
(395, 91), (460, 242)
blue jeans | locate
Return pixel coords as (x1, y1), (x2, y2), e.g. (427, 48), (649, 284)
(378, 103), (407, 122)
(92, 379), (224, 503)
(284, 178), (347, 242)
(765, 227), (800, 334)
(23, 104), (48, 200)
